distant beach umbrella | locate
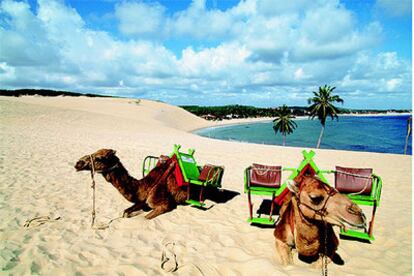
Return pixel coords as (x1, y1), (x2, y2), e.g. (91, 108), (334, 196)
(272, 105), (297, 146)
(307, 85), (344, 149)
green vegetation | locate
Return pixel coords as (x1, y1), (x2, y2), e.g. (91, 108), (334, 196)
(0, 89), (113, 98)
(181, 104), (410, 121)
(308, 85), (344, 149)
(272, 105), (297, 146)
(181, 105), (308, 120)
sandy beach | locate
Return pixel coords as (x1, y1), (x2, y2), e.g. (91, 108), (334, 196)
(0, 96), (411, 275)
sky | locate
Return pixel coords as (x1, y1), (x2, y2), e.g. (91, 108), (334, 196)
(0, 0), (412, 109)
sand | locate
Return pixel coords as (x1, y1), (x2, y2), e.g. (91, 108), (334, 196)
(0, 96), (411, 275)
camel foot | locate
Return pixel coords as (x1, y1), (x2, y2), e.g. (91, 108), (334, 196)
(123, 210), (143, 218)
(123, 202), (145, 218)
(145, 207), (170, 220)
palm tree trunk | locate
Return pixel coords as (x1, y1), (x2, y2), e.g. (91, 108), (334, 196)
(316, 125), (325, 149)
(283, 134), (286, 146)
(404, 117), (412, 154)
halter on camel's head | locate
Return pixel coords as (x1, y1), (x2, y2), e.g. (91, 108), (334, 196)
(286, 175), (367, 231)
(74, 149), (121, 174)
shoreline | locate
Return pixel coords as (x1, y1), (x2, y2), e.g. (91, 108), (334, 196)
(192, 114), (411, 156)
(190, 112), (412, 132)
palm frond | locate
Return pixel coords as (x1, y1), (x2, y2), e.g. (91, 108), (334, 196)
(308, 85), (344, 126)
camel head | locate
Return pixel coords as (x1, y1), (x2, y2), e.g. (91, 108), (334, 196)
(75, 149), (119, 173)
(287, 175), (366, 230)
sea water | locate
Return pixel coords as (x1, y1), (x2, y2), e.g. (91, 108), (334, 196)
(195, 115), (412, 155)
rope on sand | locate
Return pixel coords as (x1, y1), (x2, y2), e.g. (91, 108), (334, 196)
(161, 242), (179, 272)
(23, 216), (61, 228)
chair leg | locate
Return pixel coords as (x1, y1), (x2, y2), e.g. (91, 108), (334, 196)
(187, 184), (191, 201)
(368, 203), (377, 238)
(247, 190), (253, 220)
(199, 183), (205, 203)
(269, 193), (275, 221)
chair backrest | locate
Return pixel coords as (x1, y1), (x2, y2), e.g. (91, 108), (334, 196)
(174, 150), (200, 181)
(335, 166), (373, 195)
(250, 163), (281, 188)
(198, 164), (221, 183)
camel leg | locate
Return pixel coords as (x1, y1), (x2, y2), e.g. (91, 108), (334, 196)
(145, 184), (175, 219)
(145, 204), (172, 219)
(123, 202), (146, 218)
(275, 239), (293, 265)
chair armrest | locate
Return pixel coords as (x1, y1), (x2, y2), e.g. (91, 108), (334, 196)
(283, 167), (297, 172)
(318, 169), (336, 174)
(142, 155), (159, 177)
(244, 166), (253, 192)
(371, 173), (383, 206)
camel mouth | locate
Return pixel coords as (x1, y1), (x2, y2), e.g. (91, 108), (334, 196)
(74, 160), (88, 171)
(338, 217), (366, 230)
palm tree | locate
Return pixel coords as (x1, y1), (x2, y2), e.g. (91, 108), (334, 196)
(404, 116), (412, 155)
(308, 85), (344, 148)
(272, 105), (297, 146)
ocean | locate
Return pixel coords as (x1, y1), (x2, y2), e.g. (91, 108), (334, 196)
(195, 115), (412, 155)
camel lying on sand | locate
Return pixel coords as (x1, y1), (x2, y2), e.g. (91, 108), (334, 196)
(274, 175), (366, 266)
(75, 149), (187, 219)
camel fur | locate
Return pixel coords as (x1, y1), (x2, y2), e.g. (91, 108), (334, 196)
(274, 175), (366, 266)
(75, 149), (187, 219)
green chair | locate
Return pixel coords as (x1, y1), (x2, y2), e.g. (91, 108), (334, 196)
(244, 163), (284, 225)
(331, 166), (383, 241)
(142, 145), (224, 208)
(171, 145), (224, 207)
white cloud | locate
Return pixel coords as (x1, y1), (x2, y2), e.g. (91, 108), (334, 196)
(0, 0), (411, 109)
(115, 1), (165, 36)
(294, 68), (304, 80)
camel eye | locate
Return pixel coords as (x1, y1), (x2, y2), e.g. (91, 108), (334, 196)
(309, 195), (324, 205)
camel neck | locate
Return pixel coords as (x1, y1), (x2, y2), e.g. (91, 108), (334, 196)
(291, 197), (321, 255)
(102, 163), (136, 202)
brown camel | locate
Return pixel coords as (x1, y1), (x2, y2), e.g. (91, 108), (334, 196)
(274, 175), (366, 266)
(74, 149), (187, 219)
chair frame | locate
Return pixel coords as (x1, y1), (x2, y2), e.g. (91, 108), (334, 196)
(324, 168), (383, 241)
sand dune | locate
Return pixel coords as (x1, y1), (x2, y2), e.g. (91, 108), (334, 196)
(0, 96), (411, 275)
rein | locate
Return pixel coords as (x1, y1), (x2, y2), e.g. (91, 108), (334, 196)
(90, 155), (97, 228)
(89, 155), (122, 230)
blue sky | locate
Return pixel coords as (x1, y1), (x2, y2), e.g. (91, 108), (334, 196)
(0, 0), (411, 109)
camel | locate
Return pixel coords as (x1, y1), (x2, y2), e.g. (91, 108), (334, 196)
(74, 149), (187, 219)
(274, 175), (366, 266)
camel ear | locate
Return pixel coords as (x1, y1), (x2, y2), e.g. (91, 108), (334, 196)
(286, 179), (299, 194)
